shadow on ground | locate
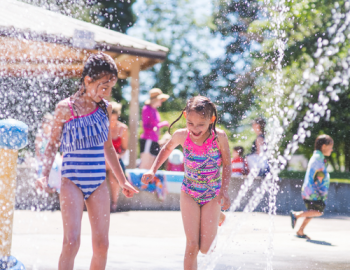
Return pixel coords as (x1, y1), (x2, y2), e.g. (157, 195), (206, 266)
(307, 239), (333, 246)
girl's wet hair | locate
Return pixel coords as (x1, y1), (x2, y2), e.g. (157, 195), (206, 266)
(169, 96), (218, 141)
(315, 134), (333, 150)
(76, 53), (118, 117)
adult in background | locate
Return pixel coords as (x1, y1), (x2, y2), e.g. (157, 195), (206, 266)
(106, 102), (129, 212)
(139, 88), (169, 169)
(246, 117), (269, 176)
(251, 117), (266, 155)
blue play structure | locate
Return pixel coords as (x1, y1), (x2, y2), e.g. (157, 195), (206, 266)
(0, 119), (28, 150)
(126, 169), (184, 197)
(0, 256), (25, 270)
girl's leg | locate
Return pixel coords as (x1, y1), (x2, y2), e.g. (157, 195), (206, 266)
(218, 212), (226, 226)
(294, 210), (323, 219)
(293, 210), (323, 236)
(107, 168), (120, 211)
(59, 178), (84, 270)
(180, 192), (201, 270)
(297, 217), (313, 236)
(85, 180), (111, 270)
(199, 196), (221, 254)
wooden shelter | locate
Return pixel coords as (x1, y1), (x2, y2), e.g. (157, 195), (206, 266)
(0, 0), (169, 168)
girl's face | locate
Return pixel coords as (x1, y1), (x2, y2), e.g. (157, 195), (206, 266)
(84, 74), (118, 103)
(110, 113), (119, 128)
(321, 143), (333, 157)
(186, 111), (212, 140)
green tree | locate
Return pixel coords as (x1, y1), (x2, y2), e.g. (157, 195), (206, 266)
(94, 0), (136, 33)
(128, 0), (217, 111)
(254, 0), (350, 171)
(198, 0), (263, 128)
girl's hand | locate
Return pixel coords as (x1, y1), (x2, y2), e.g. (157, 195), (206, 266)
(35, 177), (48, 191)
(35, 177), (56, 193)
(120, 180), (139, 198)
(141, 171), (155, 184)
(218, 190), (231, 211)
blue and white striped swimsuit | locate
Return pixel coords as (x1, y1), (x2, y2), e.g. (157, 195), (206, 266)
(60, 99), (109, 200)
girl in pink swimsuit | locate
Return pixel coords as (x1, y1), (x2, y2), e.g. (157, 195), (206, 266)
(142, 96), (231, 270)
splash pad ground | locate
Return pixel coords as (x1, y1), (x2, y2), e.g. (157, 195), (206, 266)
(10, 210), (350, 270)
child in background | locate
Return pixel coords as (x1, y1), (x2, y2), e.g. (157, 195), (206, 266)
(106, 101), (129, 212)
(35, 113), (61, 193)
(36, 53), (138, 270)
(231, 146), (245, 176)
(290, 134), (333, 240)
(141, 96), (231, 270)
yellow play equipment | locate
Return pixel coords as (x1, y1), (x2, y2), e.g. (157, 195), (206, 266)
(0, 119), (27, 269)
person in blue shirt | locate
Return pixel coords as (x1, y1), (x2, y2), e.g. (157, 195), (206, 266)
(290, 134), (333, 239)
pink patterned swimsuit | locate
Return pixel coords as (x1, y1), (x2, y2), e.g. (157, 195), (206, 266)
(181, 131), (222, 205)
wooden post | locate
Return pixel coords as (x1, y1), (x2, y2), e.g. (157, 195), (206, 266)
(0, 149), (18, 257)
(128, 57), (141, 168)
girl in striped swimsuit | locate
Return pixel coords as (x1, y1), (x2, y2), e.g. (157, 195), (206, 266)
(142, 96), (232, 270)
(36, 53), (138, 270)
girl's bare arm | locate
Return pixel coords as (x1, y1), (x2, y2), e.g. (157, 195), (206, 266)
(217, 129), (232, 210)
(41, 101), (69, 178)
(141, 129), (187, 183)
(104, 104), (138, 196)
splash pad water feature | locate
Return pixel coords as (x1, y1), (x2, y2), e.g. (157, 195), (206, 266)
(200, 1), (350, 269)
(1, 0), (350, 269)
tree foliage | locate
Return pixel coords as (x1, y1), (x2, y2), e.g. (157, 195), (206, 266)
(128, 0), (219, 111)
(255, 0), (350, 171)
(198, 0), (262, 129)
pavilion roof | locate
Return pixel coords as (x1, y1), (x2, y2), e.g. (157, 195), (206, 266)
(0, 0), (168, 77)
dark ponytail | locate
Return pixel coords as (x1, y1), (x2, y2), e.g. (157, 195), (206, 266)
(168, 108), (185, 134)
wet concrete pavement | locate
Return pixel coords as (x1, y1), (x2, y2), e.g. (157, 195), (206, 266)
(11, 210), (350, 269)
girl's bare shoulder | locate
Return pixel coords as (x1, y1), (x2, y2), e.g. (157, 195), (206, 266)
(172, 128), (188, 144)
(173, 128), (188, 137)
(55, 98), (72, 122)
(215, 128), (228, 139)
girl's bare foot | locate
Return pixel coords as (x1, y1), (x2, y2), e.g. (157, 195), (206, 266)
(219, 212), (226, 226)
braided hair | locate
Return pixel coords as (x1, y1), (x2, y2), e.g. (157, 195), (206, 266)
(168, 96), (218, 142)
(74, 53), (118, 117)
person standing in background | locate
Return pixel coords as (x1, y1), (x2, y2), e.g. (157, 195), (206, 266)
(246, 117), (269, 176)
(139, 88), (169, 169)
(106, 102), (129, 212)
(251, 117), (266, 155)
